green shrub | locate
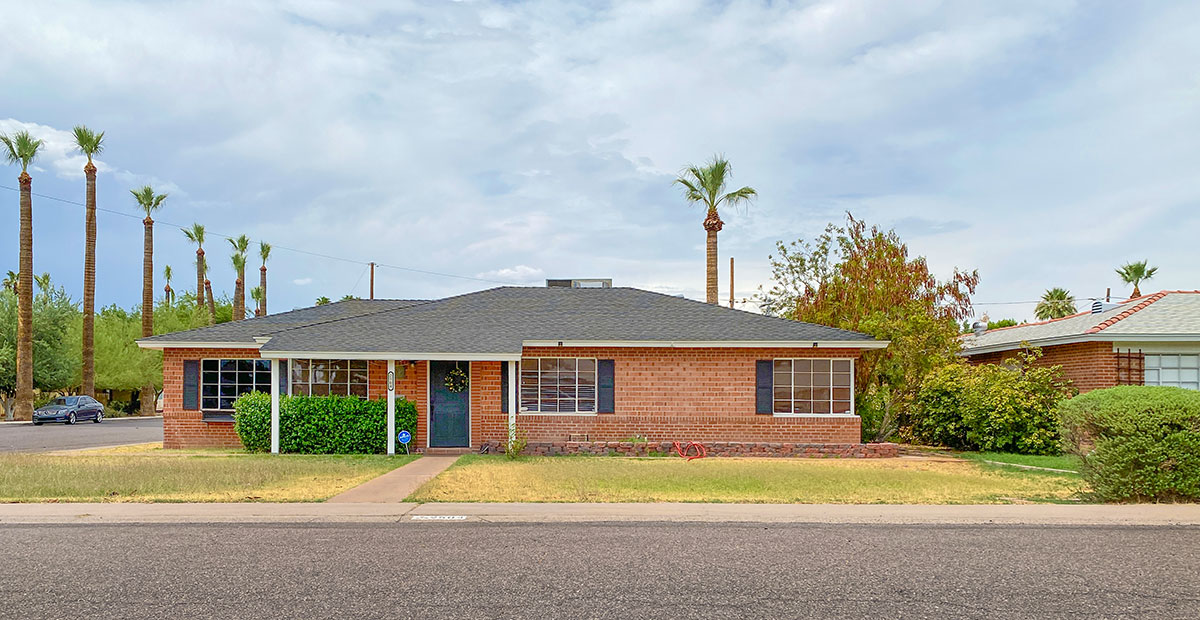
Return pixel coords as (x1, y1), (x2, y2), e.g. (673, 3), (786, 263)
(233, 392), (418, 454)
(911, 349), (1073, 454)
(503, 426), (528, 460)
(1058, 386), (1200, 502)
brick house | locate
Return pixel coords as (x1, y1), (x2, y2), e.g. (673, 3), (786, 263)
(138, 286), (889, 454)
(960, 290), (1200, 393)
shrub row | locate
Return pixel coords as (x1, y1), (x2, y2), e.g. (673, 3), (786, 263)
(911, 350), (1073, 455)
(1059, 386), (1200, 502)
(233, 392), (418, 454)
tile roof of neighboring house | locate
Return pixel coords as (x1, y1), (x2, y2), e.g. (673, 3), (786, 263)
(960, 291), (1200, 355)
(140, 286), (881, 355)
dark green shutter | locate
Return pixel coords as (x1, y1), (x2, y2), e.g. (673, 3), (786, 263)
(755, 360), (773, 414)
(597, 359), (615, 413)
(277, 360), (288, 396)
(182, 360), (200, 410)
(500, 361), (509, 414)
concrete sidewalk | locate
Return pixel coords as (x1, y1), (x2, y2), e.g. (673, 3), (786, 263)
(2, 502), (1198, 525)
(325, 455), (457, 503)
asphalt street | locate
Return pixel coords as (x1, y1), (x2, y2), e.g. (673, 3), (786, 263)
(0, 416), (162, 452)
(4, 522), (1197, 619)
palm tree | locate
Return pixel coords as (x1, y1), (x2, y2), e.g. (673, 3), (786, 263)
(258, 242), (271, 317)
(182, 223), (211, 322)
(1116, 260), (1158, 299)
(33, 272), (52, 296)
(2, 270), (17, 294)
(249, 286), (263, 317)
(228, 234), (250, 320)
(2, 130), (44, 420)
(131, 185), (167, 416)
(315, 296), (331, 306)
(163, 264), (175, 305)
(673, 155), (757, 304)
(73, 125), (104, 398)
(1035, 287), (1077, 320)
(204, 275), (216, 320)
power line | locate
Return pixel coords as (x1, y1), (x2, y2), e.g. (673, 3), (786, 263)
(0, 184), (512, 285)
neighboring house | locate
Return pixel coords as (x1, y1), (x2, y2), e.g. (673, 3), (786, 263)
(960, 290), (1200, 393)
(137, 285), (888, 453)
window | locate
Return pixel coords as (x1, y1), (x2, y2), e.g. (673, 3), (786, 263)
(290, 359), (369, 398)
(1144, 354), (1200, 390)
(201, 359), (272, 411)
(520, 358), (597, 413)
(772, 358), (853, 415)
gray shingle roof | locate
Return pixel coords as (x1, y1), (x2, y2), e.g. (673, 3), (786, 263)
(138, 299), (426, 344)
(961, 291), (1200, 354)
(141, 286), (880, 354)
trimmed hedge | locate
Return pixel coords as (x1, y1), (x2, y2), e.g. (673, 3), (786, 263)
(911, 351), (1073, 455)
(233, 392), (419, 454)
(1059, 386), (1200, 502)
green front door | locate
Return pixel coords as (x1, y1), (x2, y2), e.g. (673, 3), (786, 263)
(430, 361), (470, 447)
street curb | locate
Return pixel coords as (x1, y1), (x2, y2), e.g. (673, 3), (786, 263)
(1, 503), (1198, 526)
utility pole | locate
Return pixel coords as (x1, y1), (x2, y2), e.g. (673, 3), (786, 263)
(729, 257), (734, 308)
(369, 262), (375, 300)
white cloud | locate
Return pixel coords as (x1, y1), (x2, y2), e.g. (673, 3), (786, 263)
(2, 1), (1198, 321)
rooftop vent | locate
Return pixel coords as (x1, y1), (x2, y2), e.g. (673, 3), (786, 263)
(1091, 300), (1122, 314)
(546, 278), (612, 288)
(971, 321), (986, 337)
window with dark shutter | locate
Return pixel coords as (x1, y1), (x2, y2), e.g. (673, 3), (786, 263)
(500, 361), (509, 413)
(597, 359), (615, 413)
(755, 360), (773, 414)
(182, 360), (200, 411)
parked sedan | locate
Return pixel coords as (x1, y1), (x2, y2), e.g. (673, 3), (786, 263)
(32, 396), (105, 425)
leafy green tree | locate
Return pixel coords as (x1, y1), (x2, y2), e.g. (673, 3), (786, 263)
(1115, 260), (1157, 298)
(2, 129), (44, 419)
(1034, 287), (1076, 320)
(757, 213), (979, 439)
(315, 296), (331, 306)
(0, 278), (78, 420)
(673, 155), (757, 305)
(74, 125), (104, 399)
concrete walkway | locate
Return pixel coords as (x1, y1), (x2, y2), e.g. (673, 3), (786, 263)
(325, 455), (457, 503)
(2, 502), (1198, 525)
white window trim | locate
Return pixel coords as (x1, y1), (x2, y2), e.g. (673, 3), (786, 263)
(288, 358), (371, 399)
(770, 357), (857, 418)
(199, 357), (273, 412)
(519, 357), (599, 415)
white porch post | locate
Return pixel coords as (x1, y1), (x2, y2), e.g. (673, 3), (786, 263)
(387, 359), (396, 455)
(508, 359), (518, 440)
(270, 358), (280, 454)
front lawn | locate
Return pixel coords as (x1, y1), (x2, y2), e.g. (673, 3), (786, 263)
(407, 455), (1081, 504)
(0, 444), (417, 503)
(959, 452), (1082, 473)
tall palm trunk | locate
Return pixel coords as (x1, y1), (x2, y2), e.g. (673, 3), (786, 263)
(703, 211), (723, 305)
(259, 264), (267, 316)
(1132, 284), (1141, 298)
(233, 273), (244, 321)
(205, 279), (216, 319)
(141, 216), (156, 416)
(14, 171), (34, 420)
(195, 248), (206, 314)
(81, 162), (97, 397)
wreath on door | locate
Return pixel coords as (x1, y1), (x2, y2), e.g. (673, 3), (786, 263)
(445, 364), (469, 393)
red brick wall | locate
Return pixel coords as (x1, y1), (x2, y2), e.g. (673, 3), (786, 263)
(476, 347), (863, 445)
(966, 341), (1117, 393)
(161, 346), (866, 449)
(161, 347), (261, 449)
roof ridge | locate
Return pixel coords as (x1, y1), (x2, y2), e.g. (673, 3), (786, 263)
(980, 308), (1095, 334)
(1084, 291), (1169, 334)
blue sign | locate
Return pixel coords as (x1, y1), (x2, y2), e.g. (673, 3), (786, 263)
(397, 430), (411, 445)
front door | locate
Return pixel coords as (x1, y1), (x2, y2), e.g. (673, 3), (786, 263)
(429, 361), (470, 447)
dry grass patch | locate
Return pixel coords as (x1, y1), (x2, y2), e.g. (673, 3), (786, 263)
(0, 449), (417, 503)
(409, 455), (1081, 504)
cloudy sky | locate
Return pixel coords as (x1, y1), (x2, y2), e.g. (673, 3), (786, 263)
(2, 1), (1198, 321)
